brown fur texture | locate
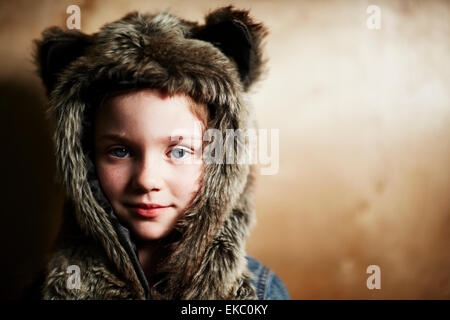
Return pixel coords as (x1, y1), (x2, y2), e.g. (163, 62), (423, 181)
(34, 6), (267, 299)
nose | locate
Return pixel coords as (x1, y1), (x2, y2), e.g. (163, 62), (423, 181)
(130, 154), (163, 193)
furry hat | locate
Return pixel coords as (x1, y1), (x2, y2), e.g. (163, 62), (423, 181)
(34, 6), (267, 299)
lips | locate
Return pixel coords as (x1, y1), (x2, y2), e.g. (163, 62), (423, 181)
(133, 203), (167, 209)
(126, 203), (172, 218)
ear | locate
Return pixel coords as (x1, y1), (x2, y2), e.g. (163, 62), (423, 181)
(33, 27), (92, 94)
(194, 6), (268, 91)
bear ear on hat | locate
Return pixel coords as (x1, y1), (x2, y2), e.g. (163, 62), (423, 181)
(193, 6), (268, 91)
(34, 27), (92, 95)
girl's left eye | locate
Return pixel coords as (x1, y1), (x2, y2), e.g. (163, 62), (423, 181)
(169, 146), (192, 159)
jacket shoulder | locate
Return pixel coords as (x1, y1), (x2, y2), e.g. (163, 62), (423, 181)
(246, 256), (290, 300)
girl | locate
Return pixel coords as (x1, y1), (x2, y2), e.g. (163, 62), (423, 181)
(32, 6), (289, 300)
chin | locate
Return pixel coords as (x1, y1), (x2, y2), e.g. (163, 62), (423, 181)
(139, 233), (165, 241)
(133, 224), (169, 242)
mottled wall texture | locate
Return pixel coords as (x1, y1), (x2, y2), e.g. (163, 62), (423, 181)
(0, 0), (448, 299)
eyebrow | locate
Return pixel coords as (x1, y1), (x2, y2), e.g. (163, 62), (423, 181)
(97, 133), (202, 144)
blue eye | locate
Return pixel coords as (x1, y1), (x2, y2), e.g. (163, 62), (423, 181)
(170, 147), (189, 159)
(109, 147), (130, 158)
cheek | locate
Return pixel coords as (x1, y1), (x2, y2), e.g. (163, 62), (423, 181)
(96, 162), (128, 200)
(170, 164), (203, 201)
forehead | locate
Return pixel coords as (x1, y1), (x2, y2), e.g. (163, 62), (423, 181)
(95, 89), (204, 140)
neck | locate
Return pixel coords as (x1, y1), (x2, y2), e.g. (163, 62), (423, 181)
(137, 241), (159, 282)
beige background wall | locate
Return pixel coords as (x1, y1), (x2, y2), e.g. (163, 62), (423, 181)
(0, 0), (448, 299)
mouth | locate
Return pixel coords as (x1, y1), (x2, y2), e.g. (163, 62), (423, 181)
(125, 203), (173, 218)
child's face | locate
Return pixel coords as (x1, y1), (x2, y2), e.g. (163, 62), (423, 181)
(94, 89), (205, 242)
